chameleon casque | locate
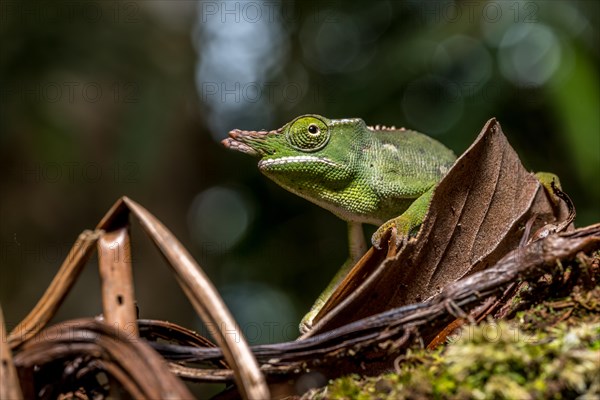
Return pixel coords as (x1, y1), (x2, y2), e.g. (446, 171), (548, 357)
(222, 114), (457, 332)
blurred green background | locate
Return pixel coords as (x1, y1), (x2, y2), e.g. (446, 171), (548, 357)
(1, 0), (598, 356)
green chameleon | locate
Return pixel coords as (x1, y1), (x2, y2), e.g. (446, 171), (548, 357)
(223, 114), (564, 332)
(222, 114), (457, 332)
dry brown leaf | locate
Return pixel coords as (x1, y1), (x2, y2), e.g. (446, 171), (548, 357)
(305, 118), (572, 335)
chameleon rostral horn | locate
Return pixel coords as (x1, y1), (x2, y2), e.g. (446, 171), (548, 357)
(222, 128), (283, 156)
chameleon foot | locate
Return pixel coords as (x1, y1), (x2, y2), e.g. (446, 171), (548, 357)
(371, 185), (436, 250)
(371, 215), (419, 250)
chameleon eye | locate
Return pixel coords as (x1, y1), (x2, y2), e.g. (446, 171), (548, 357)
(307, 124), (319, 135)
(287, 116), (329, 152)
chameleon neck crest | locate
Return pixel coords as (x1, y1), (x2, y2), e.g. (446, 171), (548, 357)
(367, 124), (402, 131)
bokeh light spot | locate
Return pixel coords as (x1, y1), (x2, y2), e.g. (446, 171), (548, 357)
(218, 281), (298, 344)
(300, 11), (365, 74)
(193, 0), (288, 139)
(187, 185), (253, 252)
(499, 23), (561, 86)
(433, 35), (493, 94)
(402, 75), (463, 135)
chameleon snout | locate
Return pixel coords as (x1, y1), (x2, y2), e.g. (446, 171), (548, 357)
(222, 129), (265, 156)
(222, 128), (280, 157)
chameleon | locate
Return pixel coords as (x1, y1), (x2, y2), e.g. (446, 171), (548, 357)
(222, 114), (457, 332)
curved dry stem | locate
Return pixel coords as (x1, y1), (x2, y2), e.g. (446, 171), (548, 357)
(122, 197), (269, 400)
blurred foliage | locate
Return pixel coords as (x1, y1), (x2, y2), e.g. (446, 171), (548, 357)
(0, 0), (598, 368)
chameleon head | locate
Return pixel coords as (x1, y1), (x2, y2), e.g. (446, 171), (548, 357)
(222, 115), (364, 190)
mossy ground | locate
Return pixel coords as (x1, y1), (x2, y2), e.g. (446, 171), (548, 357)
(303, 253), (600, 400)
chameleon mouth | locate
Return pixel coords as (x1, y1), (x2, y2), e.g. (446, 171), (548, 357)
(258, 156), (339, 169)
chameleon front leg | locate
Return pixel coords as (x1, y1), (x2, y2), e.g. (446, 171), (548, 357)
(348, 221), (367, 263)
(299, 257), (354, 333)
(300, 222), (366, 333)
(371, 185), (435, 249)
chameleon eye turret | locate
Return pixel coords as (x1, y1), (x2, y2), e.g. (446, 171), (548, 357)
(286, 115), (330, 152)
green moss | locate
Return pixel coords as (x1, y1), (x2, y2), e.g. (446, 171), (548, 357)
(305, 256), (600, 400)
(308, 321), (600, 400)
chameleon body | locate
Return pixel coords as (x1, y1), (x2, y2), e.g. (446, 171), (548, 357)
(222, 114), (456, 331)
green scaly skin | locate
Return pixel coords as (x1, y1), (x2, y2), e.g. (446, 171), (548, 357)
(223, 114), (457, 332)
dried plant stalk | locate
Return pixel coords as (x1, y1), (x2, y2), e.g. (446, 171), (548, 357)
(98, 226), (139, 338)
(115, 197), (268, 400)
